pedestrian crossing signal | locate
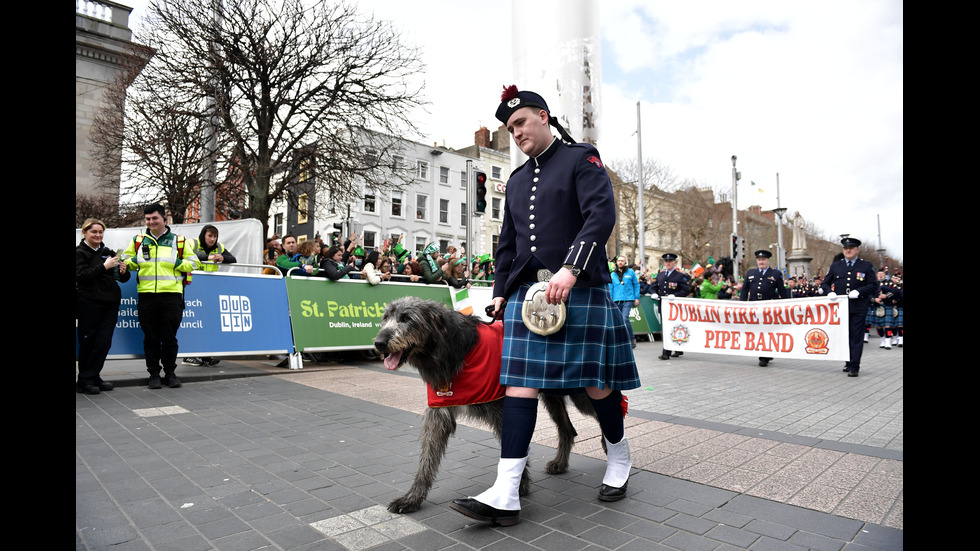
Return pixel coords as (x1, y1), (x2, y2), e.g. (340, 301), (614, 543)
(475, 171), (488, 214)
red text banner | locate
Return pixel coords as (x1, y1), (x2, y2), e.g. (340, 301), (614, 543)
(660, 296), (850, 361)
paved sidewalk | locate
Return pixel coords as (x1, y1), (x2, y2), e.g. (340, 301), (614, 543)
(77, 340), (902, 550)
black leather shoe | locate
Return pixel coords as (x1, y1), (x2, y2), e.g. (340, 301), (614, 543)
(671, 351), (683, 357)
(659, 353), (670, 360)
(758, 359), (769, 367)
(98, 381), (114, 392)
(848, 370), (859, 377)
(598, 481), (628, 502)
(842, 363), (851, 372)
(148, 375), (162, 389)
(76, 384), (100, 395)
(164, 374), (182, 388)
(450, 498), (520, 526)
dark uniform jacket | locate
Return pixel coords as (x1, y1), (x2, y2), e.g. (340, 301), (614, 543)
(653, 269), (691, 298)
(492, 139), (615, 300)
(739, 268), (788, 301)
(820, 257), (878, 314)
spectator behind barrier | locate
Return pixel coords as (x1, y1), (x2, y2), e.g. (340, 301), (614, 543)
(320, 245), (354, 280)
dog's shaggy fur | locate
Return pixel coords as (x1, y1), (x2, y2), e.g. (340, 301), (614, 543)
(374, 296), (598, 514)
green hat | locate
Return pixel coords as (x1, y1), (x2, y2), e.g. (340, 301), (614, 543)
(454, 256), (467, 266)
(353, 246), (365, 256)
(477, 253), (493, 264)
(392, 242), (410, 261)
(422, 242), (438, 256)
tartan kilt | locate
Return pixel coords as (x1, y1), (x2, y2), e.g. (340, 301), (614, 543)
(893, 307), (903, 326)
(869, 304), (895, 326)
(500, 283), (641, 391)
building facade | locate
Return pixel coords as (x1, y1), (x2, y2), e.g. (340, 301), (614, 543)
(76, 0), (137, 201)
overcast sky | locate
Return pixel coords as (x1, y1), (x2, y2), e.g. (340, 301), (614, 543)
(120, 0), (903, 261)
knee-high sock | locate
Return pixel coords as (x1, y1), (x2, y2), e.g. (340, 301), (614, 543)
(589, 390), (625, 444)
(501, 396), (538, 459)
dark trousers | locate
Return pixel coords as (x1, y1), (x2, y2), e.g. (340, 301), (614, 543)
(76, 296), (119, 385)
(616, 301), (635, 341)
(847, 310), (866, 369)
(138, 293), (184, 374)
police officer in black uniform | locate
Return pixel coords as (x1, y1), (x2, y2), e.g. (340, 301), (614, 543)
(649, 253), (691, 360)
(819, 237), (878, 377)
(739, 250), (788, 366)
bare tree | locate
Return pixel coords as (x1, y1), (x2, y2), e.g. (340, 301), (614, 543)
(75, 194), (145, 229)
(90, 43), (222, 224)
(607, 158), (680, 263)
(127, 0), (425, 238)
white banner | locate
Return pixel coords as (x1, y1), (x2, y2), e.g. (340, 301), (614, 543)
(660, 296), (850, 361)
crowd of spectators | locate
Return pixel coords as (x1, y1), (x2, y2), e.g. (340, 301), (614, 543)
(257, 236), (900, 327)
(260, 233), (496, 289)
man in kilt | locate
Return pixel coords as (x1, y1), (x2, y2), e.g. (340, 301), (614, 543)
(871, 270), (903, 349)
(890, 273), (903, 347)
(451, 86), (640, 526)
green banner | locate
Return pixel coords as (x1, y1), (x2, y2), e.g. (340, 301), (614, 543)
(628, 300), (651, 335)
(284, 278), (454, 351)
(638, 296), (662, 334)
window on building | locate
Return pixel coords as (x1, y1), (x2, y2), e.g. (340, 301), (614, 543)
(364, 190), (376, 213)
(297, 193), (309, 224)
(391, 191), (403, 217)
(392, 155), (404, 172)
(460, 170), (467, 188)
(439, 239), (450, 254)
(363, 231), (376, 249)
(439, 166), (450, 184)
(439, 199), (449, 224)
(416, 194), (428, 220)
(299, 158), (311, 183)
(492, 234), (499, 257)
(415, 236), (427, 253)
(491, 197), (502, 220)
(460, 202), (467, 226)
(491, 165), (502, 179)
(364, 148), (378, 168)
(417, 160), (428, 180)
(274, 213), (283, 238)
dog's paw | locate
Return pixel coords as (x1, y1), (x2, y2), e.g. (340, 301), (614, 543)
(387, 497), (422, 514)
(545, 459), (569, 474)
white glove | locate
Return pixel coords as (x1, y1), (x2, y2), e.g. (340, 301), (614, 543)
(827, 292), (838, 300)
(848, 290), (860, 299)
(649, 293), (659, 300)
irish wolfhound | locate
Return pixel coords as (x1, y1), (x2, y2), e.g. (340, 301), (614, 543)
(374, 296), (599, 514)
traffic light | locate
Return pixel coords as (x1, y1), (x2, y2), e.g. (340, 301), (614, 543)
(475, 171), (488, 214)
(331, 222), (343, 245)
(731, 233), (739, 259)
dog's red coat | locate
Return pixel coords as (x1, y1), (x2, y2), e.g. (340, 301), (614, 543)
(427, 322), (505, 408)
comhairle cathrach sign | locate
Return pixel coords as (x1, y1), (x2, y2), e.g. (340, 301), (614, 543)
(659, 296), (850, 361)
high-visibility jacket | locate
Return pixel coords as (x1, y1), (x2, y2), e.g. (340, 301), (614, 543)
(124, 228), (198, 293)
(192, 239), (231, 272)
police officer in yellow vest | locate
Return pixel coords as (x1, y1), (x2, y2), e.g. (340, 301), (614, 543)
(124, 204), (198, 389)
